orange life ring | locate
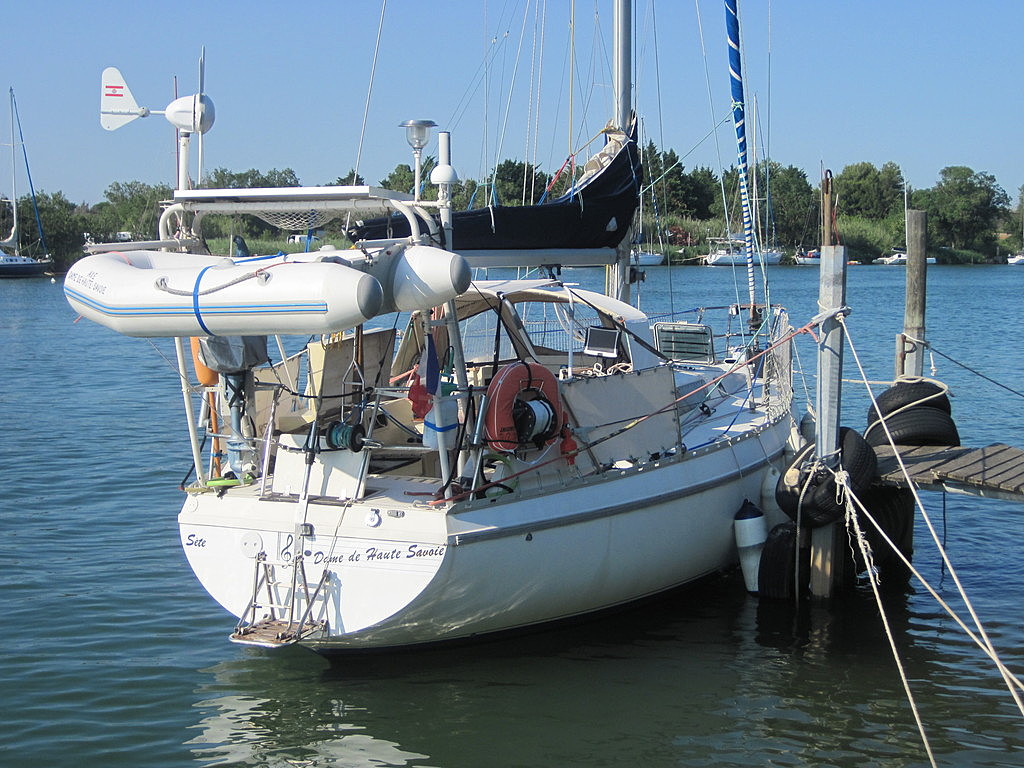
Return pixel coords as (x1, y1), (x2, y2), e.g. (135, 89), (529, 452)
(484, 362), (564, 452)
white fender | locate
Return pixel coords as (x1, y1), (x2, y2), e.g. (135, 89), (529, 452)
(371, 244), (471, 313)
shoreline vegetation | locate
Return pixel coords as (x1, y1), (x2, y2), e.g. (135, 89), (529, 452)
(3, 156), (1021, 272)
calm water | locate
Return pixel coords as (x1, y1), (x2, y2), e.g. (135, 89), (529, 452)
(2, 265), (1023, 767)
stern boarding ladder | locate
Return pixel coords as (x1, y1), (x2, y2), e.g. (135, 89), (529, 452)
(230, 549), (332, 647)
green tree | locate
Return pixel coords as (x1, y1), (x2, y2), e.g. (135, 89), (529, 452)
(491, 159), (550, 206)
(761, 162), (816, 247)
(913, 166), (1009, 252)
(678, 166), (719, 220)
(204, 167), (300, 189)
(379, 157), (438, 200)
(834, 162), (904, 220)
(330, 169), (365, 186)
(92, 180), (175, 240)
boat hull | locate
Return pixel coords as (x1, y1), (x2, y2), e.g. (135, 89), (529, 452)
(178, 413), (792, 652)
(705, 250), (782, 266)
(0, 255), (51, 277)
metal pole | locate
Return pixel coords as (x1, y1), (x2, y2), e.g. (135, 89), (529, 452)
(897, 210), (928, 378)
(611, 0), (633, 304)
(613, 0), (631, 133)
(809, 243), (848, 597)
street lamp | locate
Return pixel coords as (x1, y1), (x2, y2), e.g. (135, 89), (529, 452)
(400, 119), (436, 201)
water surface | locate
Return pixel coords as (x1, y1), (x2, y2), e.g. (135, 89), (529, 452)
(2, 265), (1022, 767)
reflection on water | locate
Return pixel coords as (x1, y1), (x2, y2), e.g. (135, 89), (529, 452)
(188, 576), (1024, 767)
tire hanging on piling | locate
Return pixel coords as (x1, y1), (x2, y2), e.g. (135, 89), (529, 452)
(775, 427), (878, 528)
(848, 486), (916, 587)
(757, 521), (810, 600)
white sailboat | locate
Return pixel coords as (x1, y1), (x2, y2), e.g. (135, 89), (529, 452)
(705, 236), (781, 266)
(0, 88), (53, 278)
(876, 248), (936, 265)
(66, 2), (807, 653)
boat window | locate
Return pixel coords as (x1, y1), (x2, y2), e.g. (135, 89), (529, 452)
(517, 299), (605, 354)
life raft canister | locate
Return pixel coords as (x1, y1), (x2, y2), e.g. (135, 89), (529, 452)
(483, 361), (565, 452)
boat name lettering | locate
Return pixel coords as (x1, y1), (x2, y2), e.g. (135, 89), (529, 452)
(407, 544), (445, 558)
(309, 544), (446, 565)
(312, 551), (359, 565)
(185, 533), (206, 547)
(66, 269), (108, 295)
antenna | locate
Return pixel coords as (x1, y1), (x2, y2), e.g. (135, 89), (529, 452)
(99, 50), (215, 190)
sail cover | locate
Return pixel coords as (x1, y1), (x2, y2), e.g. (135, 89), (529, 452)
(347, 117), (641, 254)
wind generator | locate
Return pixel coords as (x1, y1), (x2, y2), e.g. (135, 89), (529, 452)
(100, 50), (215, 192)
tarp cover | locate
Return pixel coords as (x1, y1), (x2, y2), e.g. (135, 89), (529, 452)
(347, 117), (641, 252)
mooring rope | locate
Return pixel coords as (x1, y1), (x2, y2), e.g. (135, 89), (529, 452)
(903, 333), (1024, 401)
(839, 481), (938, 768)
(840, 315), (1024, 717)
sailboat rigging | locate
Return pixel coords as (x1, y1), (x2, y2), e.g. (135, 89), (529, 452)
(64, 1), (802, 654)
(0, 88), (53, 278)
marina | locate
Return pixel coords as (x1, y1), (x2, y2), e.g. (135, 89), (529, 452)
(5, 265), (1024, 766)
(4, 0), (1024, 764)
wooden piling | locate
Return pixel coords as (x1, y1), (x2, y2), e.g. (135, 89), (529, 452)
(897, 210), (928, 378)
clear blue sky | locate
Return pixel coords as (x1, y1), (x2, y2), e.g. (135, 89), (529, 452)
(6, 0), (1023, 207)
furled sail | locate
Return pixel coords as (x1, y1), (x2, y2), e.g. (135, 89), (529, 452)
(725, 0), (757, 308)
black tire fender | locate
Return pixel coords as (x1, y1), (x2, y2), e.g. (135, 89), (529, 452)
(865, 406), (960, 448)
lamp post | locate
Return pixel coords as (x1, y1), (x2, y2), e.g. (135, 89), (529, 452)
(400, 119), (436, 201)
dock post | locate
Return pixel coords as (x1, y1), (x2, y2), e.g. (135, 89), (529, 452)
(897, 210), (928, 378)
(810, 244), (849, 597)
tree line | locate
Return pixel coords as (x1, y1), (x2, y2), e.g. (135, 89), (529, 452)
(3, 141), (1018, 271)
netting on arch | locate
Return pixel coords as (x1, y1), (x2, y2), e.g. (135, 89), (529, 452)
(251, 209), (342, 231)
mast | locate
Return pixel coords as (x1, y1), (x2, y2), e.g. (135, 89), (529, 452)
(613, 0), (631, 132)
(12, 89), (49, 257)
(610, 0), (633, 302)
(3, 89), (19, 254)
(725, 0), (758, 319)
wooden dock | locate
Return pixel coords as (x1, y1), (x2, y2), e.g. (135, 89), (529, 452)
(874, 443), (1024, 502)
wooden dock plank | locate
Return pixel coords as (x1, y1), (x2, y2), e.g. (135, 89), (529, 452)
(873, 443), (1024, 502)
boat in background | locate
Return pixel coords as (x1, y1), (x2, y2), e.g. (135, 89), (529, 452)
(794, 249), (860, 266)
(631, 249), (664, 266)
(0, 88), (53, 278)
(1007, 253), (1024, 264)
(704, 236), (782, 266)
(876, 247), (935, 265)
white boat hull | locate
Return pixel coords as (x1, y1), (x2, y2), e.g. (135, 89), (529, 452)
(631, 250), (664, 266)
(178, 412), (791, 651)
(706, 250), (782, 266)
